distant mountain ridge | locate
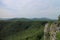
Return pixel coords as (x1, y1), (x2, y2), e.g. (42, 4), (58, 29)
(31, 18), (52, 21)
(0, 18), (57, 21)
(0, 18), (11, 20)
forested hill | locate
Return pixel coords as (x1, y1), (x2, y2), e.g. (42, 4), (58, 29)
(0, 18), (57, 21)
(0, 19), (48, 40)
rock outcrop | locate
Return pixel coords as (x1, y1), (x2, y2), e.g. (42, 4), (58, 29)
(44, 23), (58, 40)
(44, 23), (50, 40)
(50, 23), (57, 40)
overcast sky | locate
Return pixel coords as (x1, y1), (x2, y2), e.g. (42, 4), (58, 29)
(0, 0), (60, 19)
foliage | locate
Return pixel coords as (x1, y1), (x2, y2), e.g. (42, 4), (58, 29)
(0, 19), (48, 40)
(58, 15), (60, 21)
(56, 32), (60, 40)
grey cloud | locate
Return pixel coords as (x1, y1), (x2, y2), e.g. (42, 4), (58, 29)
(0, 0), (60, 19)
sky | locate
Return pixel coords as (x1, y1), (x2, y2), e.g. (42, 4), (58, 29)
(0, 0), (60, 19)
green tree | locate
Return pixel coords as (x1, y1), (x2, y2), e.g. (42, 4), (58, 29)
(58, 15), (60, 25)
(58, 15), (60, 21)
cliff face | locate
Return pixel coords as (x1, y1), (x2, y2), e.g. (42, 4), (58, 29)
(50, 23), (57, 40)
(44, 23), (50, 40)
(44, 23), (58, 40)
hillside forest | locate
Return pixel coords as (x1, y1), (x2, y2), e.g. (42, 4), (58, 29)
(0, 15), (60, 40)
